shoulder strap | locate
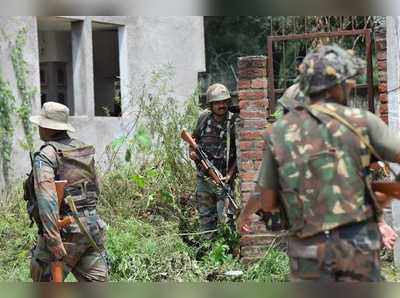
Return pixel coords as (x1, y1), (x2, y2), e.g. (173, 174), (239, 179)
(308, 104), (397, 177)
(226, 111), (233, 174)
(199, 110), (211, 132)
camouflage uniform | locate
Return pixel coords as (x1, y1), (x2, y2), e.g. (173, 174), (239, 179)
(256, 45), (400, 281)
(29, 102), (108, 282)
(192, 84), (238, 236)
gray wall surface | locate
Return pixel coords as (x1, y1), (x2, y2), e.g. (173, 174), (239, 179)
(386, 16), (400, 267)
(0, 16), (205, 191)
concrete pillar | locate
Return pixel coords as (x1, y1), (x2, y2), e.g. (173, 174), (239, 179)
(386, 16), (400, 267)
(71, 19), (95, 116)
(118, 24), (130, 120)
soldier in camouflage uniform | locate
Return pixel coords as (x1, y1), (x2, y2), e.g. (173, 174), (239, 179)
(29, 102), (108, 282)
(239, 44), (398, 282)
(189, 83), (238, 238)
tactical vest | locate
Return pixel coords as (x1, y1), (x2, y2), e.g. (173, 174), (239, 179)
(45, 139), (99, 214)
(24, 138), (99, 233)
(196, 111), (236, 176)
(269, 102), (375, 238)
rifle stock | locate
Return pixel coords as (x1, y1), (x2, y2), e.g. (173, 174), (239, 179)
(181, 130), (198, 150)
(371, 181), (400, 207)
(51, 261), (63, 283)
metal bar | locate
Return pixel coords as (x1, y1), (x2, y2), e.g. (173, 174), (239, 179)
(365, 29), (374, 112)
(268, 29), (370, 42)
(267, 37), (275, 112)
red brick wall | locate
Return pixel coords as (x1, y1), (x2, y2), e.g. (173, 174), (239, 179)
(237, 56), (282, 263)
(375, 23), (388, 123)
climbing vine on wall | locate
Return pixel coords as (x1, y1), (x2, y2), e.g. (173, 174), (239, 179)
(11, 28), (36, 151)
(0, 71), (16, 185)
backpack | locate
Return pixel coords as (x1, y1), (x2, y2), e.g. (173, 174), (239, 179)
(23, 152), (44, 234)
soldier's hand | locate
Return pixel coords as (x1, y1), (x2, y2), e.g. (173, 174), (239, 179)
(189, 151), (198, 161)
(222, 175), (232, 183)
(45, 235), (67, 260)
(379, 220), (398, 250)
(237, 213), (252, 234)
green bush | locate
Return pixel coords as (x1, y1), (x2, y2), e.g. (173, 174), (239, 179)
(0, 186), (35, 281)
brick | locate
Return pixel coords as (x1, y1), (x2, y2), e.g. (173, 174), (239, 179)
(239, 68), (266, 80)
(240, 110), (267, 119)
(240, 160), (255, 171)
(241, 182), (255, 192)
(379, 93), (388, 104)
(238, 80), (251, 90)
(376, 40), (387, 51)
(242, 119), (267, 129)
(239, 91), (267, 101)
(241, 171), (257, 182)
(241, 151), (264, 161)
(240, 192), (253, 202)
(239, 130), (265, 141)
(255, 141), (265, 150)
(377, 50), (387, 61)
(251, 78), (268, 89)
(380, 104), (388, 114)
(378, 71), (387, 83)
(377, 60), (387, 71)
(378, 83), (387, 94)
(239, 141), (254, 151)
(238, 56), (267, 69)
(239, 99), (268, 111)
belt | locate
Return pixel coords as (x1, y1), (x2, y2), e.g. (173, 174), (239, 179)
(65, 184), (98, 196)
(67, 207), (97, 217)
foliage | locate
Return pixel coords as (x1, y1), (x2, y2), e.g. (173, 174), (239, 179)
(0, 71), (16, 185)
(10, 28), (36, 151)
(0, 186), (35, 281)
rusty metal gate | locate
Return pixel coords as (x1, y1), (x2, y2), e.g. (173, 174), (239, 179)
(267, 28), (375, 113)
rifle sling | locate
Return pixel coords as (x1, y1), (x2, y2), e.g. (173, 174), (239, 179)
(66, 196), (102, 254)
(307, 104), (397, 178)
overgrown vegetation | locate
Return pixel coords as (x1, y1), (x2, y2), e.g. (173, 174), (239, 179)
(10, 28), (36, 151)
(0, 27), (35, 186)
(0, 70), (16, 186)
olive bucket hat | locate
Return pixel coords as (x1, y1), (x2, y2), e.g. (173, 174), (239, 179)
(29, 101), (76, 132)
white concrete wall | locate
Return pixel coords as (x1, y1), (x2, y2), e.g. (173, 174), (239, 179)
(386, 16), (400, 267)
(0, 16), (205, 192)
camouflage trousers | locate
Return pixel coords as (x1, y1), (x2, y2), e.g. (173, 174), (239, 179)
(30, 233), (108, 282)
(195, 176), (235, 238)
(288, 220), (382, 282)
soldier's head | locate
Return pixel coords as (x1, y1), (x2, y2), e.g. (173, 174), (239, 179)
(29, 101), (75, 141)
(206, 83), (231, 117)
(298, 44), (366, 105)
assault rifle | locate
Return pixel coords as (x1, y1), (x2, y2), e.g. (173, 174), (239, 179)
(181, 129), (239, 213)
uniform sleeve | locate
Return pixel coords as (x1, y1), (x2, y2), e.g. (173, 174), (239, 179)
(366, 111), (400, 162)
(192, 116), (202, 140)
(256, 138), (279, 191)
(33, 145), (66, 260)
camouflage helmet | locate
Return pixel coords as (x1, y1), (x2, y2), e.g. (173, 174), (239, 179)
(206, 83), (231, 104)
(298, 44), (366, 96)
